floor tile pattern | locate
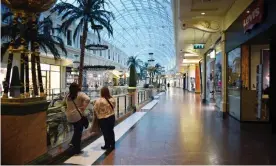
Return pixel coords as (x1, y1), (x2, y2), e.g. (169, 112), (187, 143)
(96, 88), (276, 165)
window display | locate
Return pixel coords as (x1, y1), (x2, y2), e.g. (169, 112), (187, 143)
(227, 47), (241, 120)
(215, 52), (222, 109)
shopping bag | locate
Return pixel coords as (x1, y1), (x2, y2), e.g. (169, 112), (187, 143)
(90, 112), (100, 133)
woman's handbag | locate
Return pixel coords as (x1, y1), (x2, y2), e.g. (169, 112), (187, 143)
(72, 100), (89, 129)
(90, 111), (100, 133)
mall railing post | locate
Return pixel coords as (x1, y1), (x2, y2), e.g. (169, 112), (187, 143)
(144, 91), (146, 101)
(138, 92), (140, 104)
(124, 95), (127, 114)
(117, 97), (119, 118)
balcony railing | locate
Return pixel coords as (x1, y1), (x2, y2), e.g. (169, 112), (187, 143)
(46, 89), (152, 152)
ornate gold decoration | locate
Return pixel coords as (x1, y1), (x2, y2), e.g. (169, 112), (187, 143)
(182, 19), (221, 33)
(2, 0), (57, 13)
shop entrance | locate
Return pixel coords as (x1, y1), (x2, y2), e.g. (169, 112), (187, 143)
(227, 25), (275, 122)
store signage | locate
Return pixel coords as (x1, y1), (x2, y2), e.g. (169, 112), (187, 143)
(243, 0), (264, 33)
(193, 44), (205, 49)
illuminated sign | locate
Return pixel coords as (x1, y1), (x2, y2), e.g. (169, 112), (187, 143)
(193, 44), (205, 49)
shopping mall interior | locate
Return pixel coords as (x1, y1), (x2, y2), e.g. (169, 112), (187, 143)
(1, 0), (276, 165)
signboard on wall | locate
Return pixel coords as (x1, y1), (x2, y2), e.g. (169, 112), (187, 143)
(193, 44), (205, 49)
(243, 0), (264, 33)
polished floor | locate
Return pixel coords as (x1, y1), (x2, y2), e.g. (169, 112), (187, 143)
(92, 88), (276, 165)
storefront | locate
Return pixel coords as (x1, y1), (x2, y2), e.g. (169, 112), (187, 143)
(225, 0), (275, 122)
(204, 39), (222, 108)
(1, 54), (71, 96)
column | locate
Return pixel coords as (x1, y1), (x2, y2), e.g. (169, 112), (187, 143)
(195, 64), (201, 93)
(221, 32), (227, 118)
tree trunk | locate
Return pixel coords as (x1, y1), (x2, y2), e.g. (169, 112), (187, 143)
(78, 22), (88, 87)
(31, 42), (38, 96)
(20, 52), (25, 96)
(35, 42), (44, 96)
(25, 53), (30, 96)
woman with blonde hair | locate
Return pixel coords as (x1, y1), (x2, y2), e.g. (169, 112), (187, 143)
(93, 86), (116, 150)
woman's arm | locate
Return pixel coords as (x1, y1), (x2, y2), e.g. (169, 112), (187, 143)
(79, 92), (90, 112)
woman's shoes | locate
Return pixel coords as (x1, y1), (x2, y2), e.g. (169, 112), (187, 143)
(101, 145), (109, 150)
(101, 145), (115, 150)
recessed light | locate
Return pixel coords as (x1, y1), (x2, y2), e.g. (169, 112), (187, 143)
(201, 12), (205, 15)
(246, 10), (250, 13)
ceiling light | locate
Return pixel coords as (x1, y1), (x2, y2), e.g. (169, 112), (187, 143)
(246, 10), (250, 13)
(201, 12), (205, 15)
(184, 53), (198, 57)
(182, 59), (200, 63)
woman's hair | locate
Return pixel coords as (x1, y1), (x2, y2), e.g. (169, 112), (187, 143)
(100, 86), (112, 99)
(68, 83), (80, 100)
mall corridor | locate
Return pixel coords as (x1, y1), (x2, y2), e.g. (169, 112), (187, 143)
(66, 88), (276, 165)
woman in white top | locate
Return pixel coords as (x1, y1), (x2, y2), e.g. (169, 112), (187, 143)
(65, 83), (90, 154)
(93, 86), (116, 150)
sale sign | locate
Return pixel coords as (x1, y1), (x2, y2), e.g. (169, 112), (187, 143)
(243, 0), (264, 33)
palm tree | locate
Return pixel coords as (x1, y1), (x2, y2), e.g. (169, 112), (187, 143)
(1, 12), (67, 96)
(51, 0), (114, 86)
(154, 63), (162, 80)
(1, 13), (67, 60)
(127, 56), (143, 87)
(140, 62), (149, 80)
(127, 56), (143, 70)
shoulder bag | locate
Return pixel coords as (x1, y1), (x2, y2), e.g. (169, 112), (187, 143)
(105, 98), (114, 110)
(72, 99), (89, 129)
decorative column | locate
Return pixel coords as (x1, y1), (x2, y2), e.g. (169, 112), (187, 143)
(221, 32), (227, 118)
(1, 1), (56, 164)
(195, 64), (201, 93)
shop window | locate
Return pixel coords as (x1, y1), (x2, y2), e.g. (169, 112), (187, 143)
(51, 65), (60, 72)
(40, 64), (50, 71)
(108, 50), (110, 59)
(227, 47), (241, 120)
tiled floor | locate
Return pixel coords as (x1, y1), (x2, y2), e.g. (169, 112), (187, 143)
(94, 88), (276, 165)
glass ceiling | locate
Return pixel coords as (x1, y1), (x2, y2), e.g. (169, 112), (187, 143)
(59, 0), (175, 69)
(101, 0), (175, 68)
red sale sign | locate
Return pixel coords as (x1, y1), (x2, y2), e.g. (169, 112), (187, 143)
(243, 0), (264, 33)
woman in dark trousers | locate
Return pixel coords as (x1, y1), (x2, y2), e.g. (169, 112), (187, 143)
(64, 83), (90, 154)
(93, 86), (116, 150)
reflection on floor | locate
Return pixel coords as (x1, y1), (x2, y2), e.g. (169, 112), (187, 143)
(66, 88), (276, 165)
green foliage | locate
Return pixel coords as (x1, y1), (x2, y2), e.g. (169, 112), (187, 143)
(1, 13), (67, 60)
(129, 64), (137, 87)
(51, 0), (114, 85)
(50, 0), (114, 43)
(127, 56), (142, 70)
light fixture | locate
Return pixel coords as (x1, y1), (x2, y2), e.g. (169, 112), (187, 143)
(182, 59), (200, 63)
(246, 10), (250, 13)
(184, 53), (198, 57)
(201, 12), (205, 15)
